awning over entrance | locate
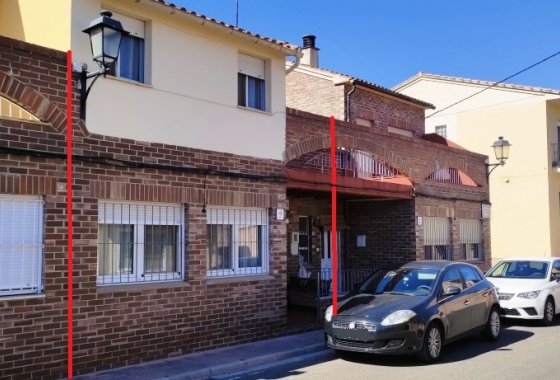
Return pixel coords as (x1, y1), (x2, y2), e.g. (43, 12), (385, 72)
(286, 168), (414, 199)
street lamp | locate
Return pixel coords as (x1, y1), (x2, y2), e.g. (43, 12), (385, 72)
(486, 136), (511, 178)
(79, 11), (128, 119)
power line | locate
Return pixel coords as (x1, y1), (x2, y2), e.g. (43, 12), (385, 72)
(426, 49), (560, 119)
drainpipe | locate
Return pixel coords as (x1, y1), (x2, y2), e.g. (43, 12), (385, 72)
(345, 82), (356, 122)
(286, 50), (302, 74)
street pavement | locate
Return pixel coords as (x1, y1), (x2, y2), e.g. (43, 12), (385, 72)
(70, 330), (328, 380)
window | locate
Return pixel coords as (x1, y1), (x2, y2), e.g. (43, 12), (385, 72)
(238, 53), (266, 111)
(459, 266), (482, 288)
(460, 219), (482, 261)
(441, 268), (463, 293)
(298, 216), (312, 263)
(435, 125), (447, 138)
(109, 12), (145, 83)
(0, 195), (43, 297)
(97, 202), (184, 284)
(424, 217), (451, 260)
(206, 207), (269, 277)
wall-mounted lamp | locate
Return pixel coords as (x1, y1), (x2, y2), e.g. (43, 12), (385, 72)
(79, 11), (128, 120)
(486, 136), (511, 178)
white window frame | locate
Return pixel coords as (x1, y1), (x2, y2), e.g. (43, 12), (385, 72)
(423, 217), (451, 260)
(206, 207), (269, 278)
(460, 219), (482, 261)
(0, 195), (43, 297)
(97, 201), (184, 285)
(238, 53), (266, 111)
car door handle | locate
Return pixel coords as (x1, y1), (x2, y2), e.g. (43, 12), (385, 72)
(464, 300), (471, 305)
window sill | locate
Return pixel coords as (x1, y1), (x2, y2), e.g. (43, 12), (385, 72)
(0, 293), (46, 302)
(237, 105), (272, 116)
(106, 75), (153, 89)
(96, 280), (186, 293)
(206, 274), (275, 285)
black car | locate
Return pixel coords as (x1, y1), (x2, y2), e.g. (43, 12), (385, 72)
(324, 261), (501, 362)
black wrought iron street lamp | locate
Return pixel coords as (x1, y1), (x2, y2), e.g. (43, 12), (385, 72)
(79, 11), (128, 120)
(486, 136), (511, 178)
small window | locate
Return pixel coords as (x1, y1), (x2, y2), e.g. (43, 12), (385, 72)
(435, 125), (447, 138)
(238, 53), (266, 111)
(459, 266), (482, 288)
(423, 217), (451, 260)
(206, 207), (269, 277)
(109, 12), (145, 83)
(441, 268), (463, 293)
(0, 195), (43, 297)
(460, 219), (482, 261)
(97, 201), (184, 284)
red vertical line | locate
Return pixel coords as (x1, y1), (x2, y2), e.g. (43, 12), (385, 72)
(66, 50), (74, 379)
(330, 116), (338, 315)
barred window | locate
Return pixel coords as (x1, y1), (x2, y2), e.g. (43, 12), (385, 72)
(460, 219), (482, 261)
(206, 207), (269, 278)
(0, 195), (43, 297)
(424, 217), (451, 260)
(97, 201), (184, 285)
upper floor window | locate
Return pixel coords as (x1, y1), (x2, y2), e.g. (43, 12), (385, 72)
(435, 125), (447, 138)
(97, 201), (184, 285)
(0, 195), (43, 297)
(109, 12), (145, 83)
(238, 53), (266, 111)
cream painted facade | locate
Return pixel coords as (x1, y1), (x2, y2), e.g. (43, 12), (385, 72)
(394, 73), (560, 262)
(0, 0), (299, 160)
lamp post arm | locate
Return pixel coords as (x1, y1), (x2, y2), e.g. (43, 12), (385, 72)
(79, 67), (109, 120)
(486, 161), (504, 179)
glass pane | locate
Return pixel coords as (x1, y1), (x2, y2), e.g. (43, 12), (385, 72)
(207, 225), (232, 270)
(144, 225), (177, 273)
(247, 76), (265, 110)
(98, 224), (133, 275)
(119, 35), (144, 82)
(237, 225), (262, 268)
(238, 73), (246, 107)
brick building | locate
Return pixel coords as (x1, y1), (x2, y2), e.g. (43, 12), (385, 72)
(284, 36), (491, 283)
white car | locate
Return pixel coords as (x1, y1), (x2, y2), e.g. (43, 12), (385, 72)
(486, 258), (560, 325)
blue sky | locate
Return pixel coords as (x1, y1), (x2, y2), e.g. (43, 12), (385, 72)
(173, 0), (560, 89)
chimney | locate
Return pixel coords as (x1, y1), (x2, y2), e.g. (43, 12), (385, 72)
(301, 35), (319, 68)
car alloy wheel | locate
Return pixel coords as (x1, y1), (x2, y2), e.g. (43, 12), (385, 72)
(482, 307), (501, 340)
(419, 324), (442, 362)
(542, 298), (555, 326)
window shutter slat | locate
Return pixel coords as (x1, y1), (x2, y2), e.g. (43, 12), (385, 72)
(238, 53), (265, 79)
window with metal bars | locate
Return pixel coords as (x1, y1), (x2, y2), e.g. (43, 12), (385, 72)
(423, 217), (451, 260)
(459, 219), (482, 261)
(97, 201), (184, 285)
(0, 195), (43, 297)
(206, 207), (269, 278)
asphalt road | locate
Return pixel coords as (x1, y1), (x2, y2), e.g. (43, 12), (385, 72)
(214, 319), (560, 380)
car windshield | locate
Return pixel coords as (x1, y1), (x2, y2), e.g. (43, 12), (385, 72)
(486, 261), (549, 279)
(374, 268), (440, 296)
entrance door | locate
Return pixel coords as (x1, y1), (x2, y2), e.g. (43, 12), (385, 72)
(322, 230), (343, 292)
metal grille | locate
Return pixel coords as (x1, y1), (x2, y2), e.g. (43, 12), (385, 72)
(333, 321), (376, 332)
(206, 207), (269, 278)
(460, 219), (482, 261)
(498, 293), (514, 301)
(97, 201), (184, 285)
(424, 217), (451, 260)
(305, 149), (399, 179)
(0, 195), (43, 296)
(426, 167), (477, 187)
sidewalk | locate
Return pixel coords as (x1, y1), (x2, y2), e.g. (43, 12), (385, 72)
(71, 330), (327, 380)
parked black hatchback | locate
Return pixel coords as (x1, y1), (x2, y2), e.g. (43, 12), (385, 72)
(324, 261), (501, 362)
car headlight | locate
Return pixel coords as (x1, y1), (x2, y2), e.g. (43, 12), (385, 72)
(325, 305), (333, 322)
(381, 310), (416, 326)
(517, 290), (541, 299)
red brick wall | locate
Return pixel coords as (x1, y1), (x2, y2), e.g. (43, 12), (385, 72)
(0, 36), (288, 379)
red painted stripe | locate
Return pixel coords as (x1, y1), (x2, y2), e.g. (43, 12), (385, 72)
(330, 116), (338, 315)
(66, 50), (73, 379)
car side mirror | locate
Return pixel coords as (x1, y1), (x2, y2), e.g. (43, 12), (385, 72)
(442, 286), (461, 297)
(554, 272), (560, 282)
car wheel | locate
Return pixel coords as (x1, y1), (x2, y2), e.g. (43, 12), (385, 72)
(418, 323), (443, 363)
(542, 297), (555, 326)
(481, 306), (501, 341)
